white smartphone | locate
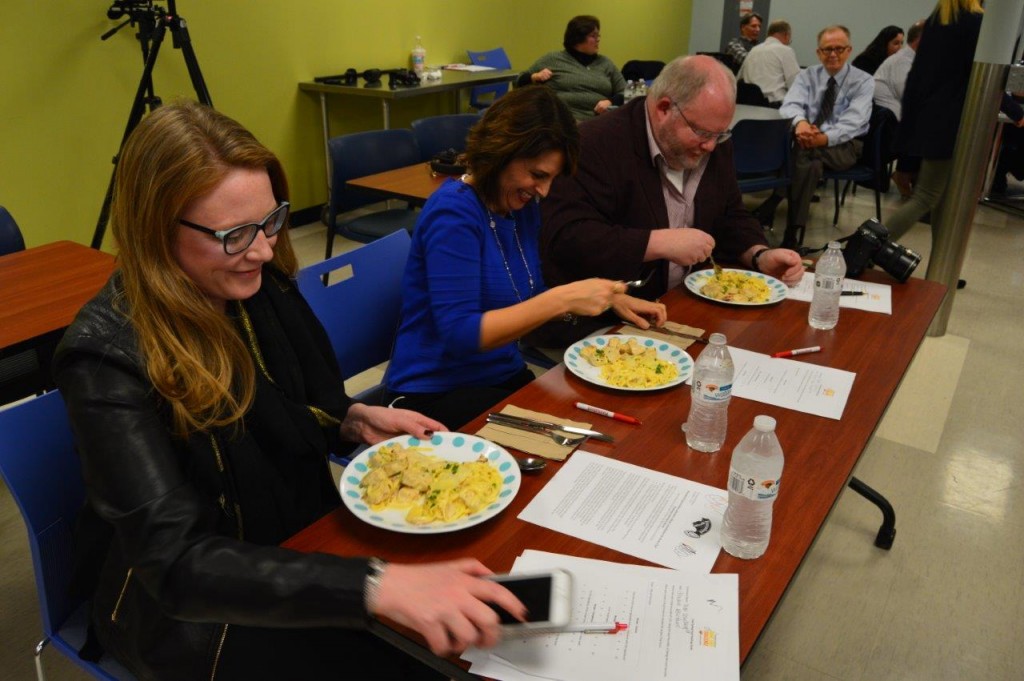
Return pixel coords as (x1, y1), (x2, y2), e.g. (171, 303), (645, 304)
(486, 569), (573, 631)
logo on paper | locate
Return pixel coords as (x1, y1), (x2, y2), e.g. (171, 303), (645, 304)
(685, 517), (712, 538)
(699, 629), (717, 648)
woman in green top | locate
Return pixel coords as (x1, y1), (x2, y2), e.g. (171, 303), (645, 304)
(518, 15), (626, 121)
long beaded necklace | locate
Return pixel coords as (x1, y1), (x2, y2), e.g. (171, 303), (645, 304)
(487, 210), (535, 302)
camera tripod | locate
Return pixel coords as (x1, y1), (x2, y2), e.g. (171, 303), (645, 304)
(91, 0), (213, 249)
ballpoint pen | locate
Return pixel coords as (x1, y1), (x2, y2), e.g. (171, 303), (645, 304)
(560, 621), (629, 634)
(771, 345), (821, 359)
(575, 402), (642, 425)
(841, 290), (865, 296)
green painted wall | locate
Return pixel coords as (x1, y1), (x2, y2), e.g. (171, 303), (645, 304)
(1, 1), (691, 249)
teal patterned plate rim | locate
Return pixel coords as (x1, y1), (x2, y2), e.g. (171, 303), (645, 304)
(339, 433), (521, 534)
(562, 334), (693, 392)
(684, 268), (788, 306)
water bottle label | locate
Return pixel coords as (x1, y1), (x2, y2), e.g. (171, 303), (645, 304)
(695, 380), (732, 403)
(814, 275), (841, 291)
(727, 468), (781, 501)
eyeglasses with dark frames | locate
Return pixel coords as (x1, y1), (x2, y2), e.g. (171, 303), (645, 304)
(817, 46), (850, 55)
(179, 201), (290, 255)
(671, 102), (732, 144)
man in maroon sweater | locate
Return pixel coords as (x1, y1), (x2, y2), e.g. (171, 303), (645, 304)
(533, 55), (802, 346)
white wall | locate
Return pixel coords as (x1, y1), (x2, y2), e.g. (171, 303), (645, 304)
(690, 0), (938, 66)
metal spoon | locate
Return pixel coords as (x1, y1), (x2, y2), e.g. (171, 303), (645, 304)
(514, 455), (547, 472)
(709, 254), (723, 278)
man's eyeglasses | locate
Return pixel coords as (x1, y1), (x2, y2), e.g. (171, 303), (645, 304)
(179, 201), (290, 255)
(672, 102), (732, 144)
(817, 46), (850, 55)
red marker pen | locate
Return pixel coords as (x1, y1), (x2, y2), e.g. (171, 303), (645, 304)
(575, 402), (642, 425)
(771, 345), (821, 359)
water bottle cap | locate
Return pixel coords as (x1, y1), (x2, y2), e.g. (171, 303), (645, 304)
(827, 241), (842, 249)
(709, 332), (727, 345)
(753, 415), (776, 432)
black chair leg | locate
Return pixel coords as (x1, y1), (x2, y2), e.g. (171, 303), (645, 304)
(847, 476), (896, 550)
(832, 179), (841, 226)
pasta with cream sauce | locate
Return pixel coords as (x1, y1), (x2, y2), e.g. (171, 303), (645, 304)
(359, 444), (503, 524)
(580, 337), (678, 388)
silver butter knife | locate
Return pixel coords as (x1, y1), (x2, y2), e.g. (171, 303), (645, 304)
(486, 413), (615, 443)
(623, 323), (708, 344)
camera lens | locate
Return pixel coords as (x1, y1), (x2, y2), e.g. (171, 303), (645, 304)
(873, 240), (921, 283)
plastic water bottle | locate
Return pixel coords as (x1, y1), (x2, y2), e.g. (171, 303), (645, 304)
(720, 415), (785, 560)
(624, 80), (635, 101)
(808, 241), (846, 330)
(683, 333), (734, 453)
(635, 79), (647, 98)
(411, 36), (427, 76)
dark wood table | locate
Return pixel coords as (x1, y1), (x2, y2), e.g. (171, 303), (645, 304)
(0, 240), (115, 399)
(346, 162), (451, 205)
(284, 271), (946, 673)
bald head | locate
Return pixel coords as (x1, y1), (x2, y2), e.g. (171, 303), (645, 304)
(648, 55), (737, 109)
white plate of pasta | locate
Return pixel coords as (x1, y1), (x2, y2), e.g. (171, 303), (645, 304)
(685, 268), (787, 306)
(339, 433), (521, 534)
(563, 334), (693, 392)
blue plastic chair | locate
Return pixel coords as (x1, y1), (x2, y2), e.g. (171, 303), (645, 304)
(731, 118), (793, 195)
(0, 391), (136, 680)
(467, 47), (512, 110)
(297, 231), (412, 465)
(411, 113), (480, 162)
(1, 205), (26, 254)
(823, 105), (896, 227)
(325, 129), (421, 258)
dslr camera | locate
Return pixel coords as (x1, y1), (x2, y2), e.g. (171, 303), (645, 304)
(841, 219), (921, 282)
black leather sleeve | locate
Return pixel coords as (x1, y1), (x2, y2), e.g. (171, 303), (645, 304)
(55, 328), (372, 630)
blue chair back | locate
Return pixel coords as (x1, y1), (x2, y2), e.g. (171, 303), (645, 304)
(467, 47), (511, 110)
(411, 114), (480, 162)
(296, 230), (412, 402)
(326, 129), (421, 253)
(0, 391), (134, 679)
(731, 117), (793, 193)
(1, 205), (26, 255)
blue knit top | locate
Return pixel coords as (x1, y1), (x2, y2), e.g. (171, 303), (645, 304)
(386, 179), (545, 393)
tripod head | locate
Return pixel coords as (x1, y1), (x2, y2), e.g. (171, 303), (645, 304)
(101, 1), (164, 41)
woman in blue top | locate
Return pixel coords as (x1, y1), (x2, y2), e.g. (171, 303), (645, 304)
(386, 86), (665, 428)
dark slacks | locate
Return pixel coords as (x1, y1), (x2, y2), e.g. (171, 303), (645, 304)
(787, 139), (863, 230)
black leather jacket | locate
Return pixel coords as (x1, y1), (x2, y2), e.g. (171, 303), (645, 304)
(54, 274), (372, 680)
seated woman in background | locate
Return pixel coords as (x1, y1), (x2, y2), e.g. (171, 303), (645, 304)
(54, 101), (526, 680)
(385, 86), (665, 429)
(851, 25), (905, 75)
(517, 15), (626, 120)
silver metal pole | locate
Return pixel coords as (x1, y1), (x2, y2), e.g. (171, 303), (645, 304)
(927, 0), (1024, 336)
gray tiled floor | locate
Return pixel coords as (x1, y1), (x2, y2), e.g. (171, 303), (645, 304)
(2, 175), (1022, 680)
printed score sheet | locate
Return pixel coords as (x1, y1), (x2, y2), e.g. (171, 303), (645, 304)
(463, 550), (739, 681)
(517, 451), (728, 573)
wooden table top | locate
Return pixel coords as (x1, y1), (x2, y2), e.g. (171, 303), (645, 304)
(0, 241), (115, 350)
(284, 271), (946, 666)
(347, 162), (452, 204)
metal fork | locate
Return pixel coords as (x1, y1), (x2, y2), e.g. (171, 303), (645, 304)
(624, 271), (654, 289)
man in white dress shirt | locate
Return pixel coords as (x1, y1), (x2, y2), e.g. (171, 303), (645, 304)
(738, 20), (800, 106)
(873, 20), (925, 120)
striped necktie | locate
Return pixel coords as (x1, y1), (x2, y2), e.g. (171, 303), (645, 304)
(813, 77), (837, 126)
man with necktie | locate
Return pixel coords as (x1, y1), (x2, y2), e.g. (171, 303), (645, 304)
(757, 25), (874, 248)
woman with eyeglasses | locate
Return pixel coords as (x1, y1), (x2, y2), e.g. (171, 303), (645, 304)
(517, 15), (626, 120)
(53, 101), (528, 680)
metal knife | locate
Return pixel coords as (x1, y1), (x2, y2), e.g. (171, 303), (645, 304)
(486, 413), (615, 443)
(623, 323), (708, 344)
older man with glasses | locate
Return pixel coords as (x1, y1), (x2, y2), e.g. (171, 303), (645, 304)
(757, 25), (874, 248)
(529, 55), (804, 348)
